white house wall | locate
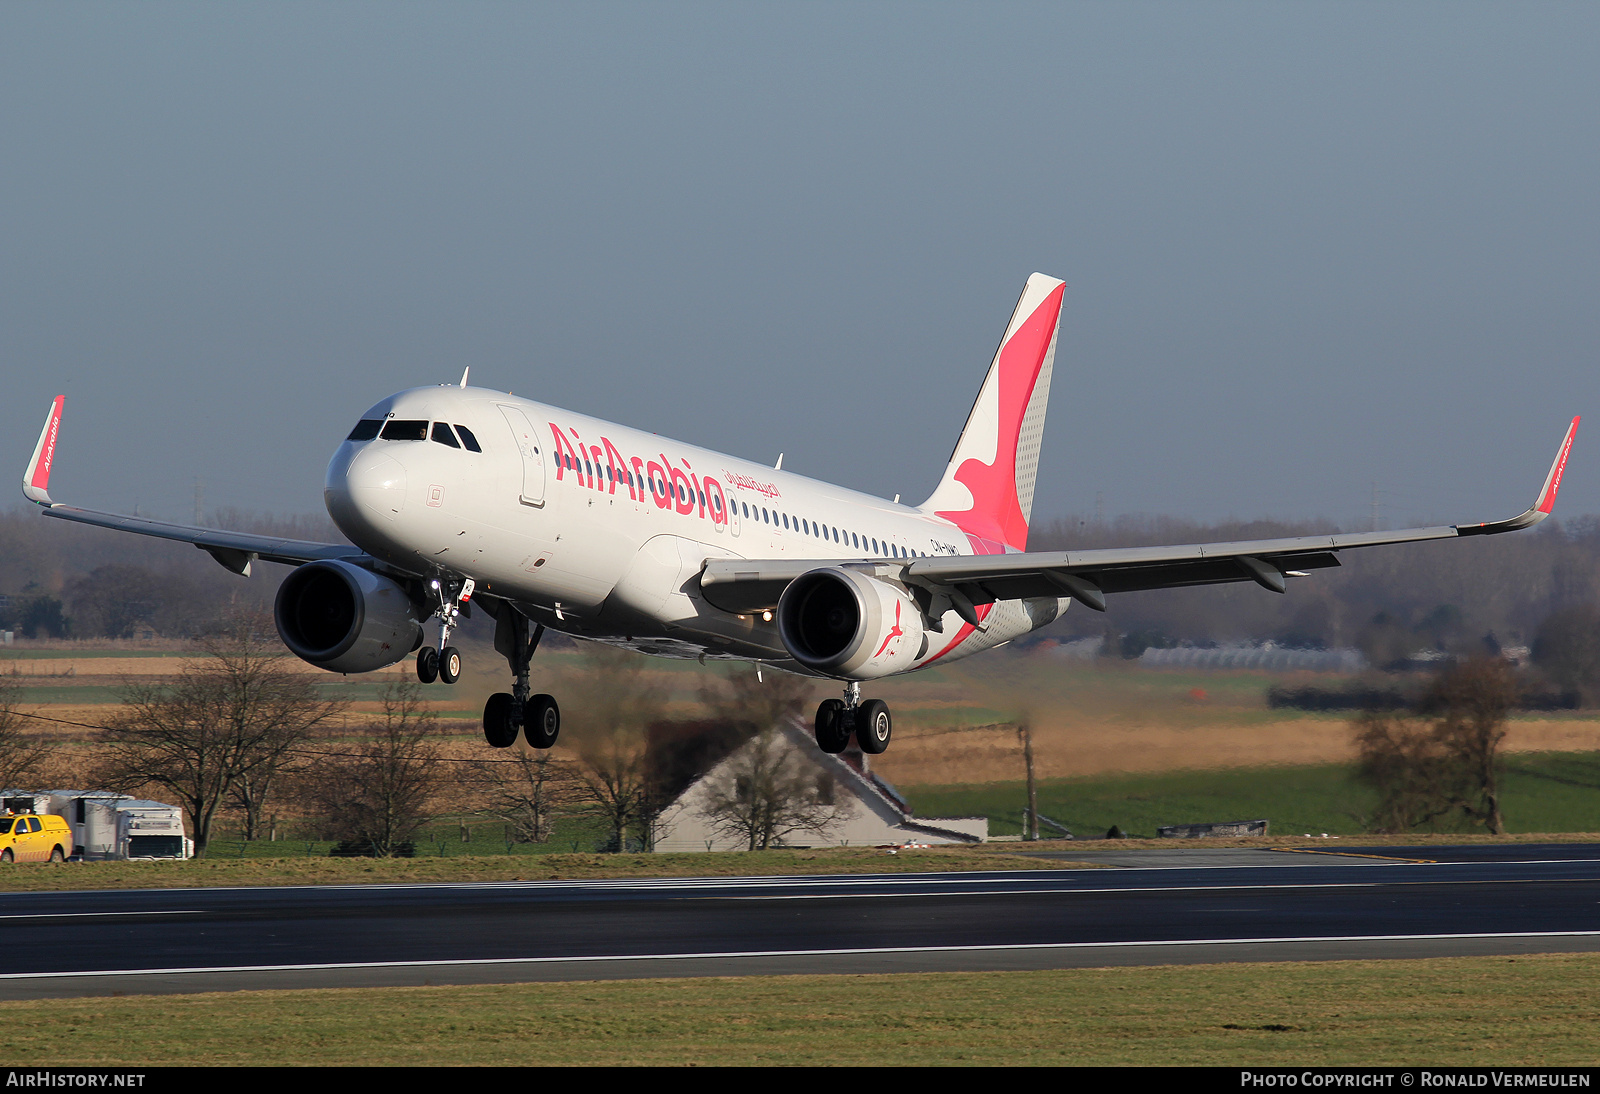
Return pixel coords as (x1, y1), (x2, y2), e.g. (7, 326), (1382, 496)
(652, 722), (986, 852)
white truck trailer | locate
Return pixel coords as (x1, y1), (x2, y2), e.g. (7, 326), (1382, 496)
(0, 790), (192, 860)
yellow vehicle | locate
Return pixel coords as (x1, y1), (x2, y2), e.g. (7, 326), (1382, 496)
(0, 814), (70, 863)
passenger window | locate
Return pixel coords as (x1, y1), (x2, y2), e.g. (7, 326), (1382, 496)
(455, 425), (482, 452)
(431, 422), (462, 448)
(381, 419), (428, 441)
(347, 419), (382, 442)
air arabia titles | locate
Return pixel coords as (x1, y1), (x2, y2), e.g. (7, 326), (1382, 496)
(547, 423), (733, 526)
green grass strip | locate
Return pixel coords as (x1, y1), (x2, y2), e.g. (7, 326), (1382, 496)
(9, 953), (1600, 1066)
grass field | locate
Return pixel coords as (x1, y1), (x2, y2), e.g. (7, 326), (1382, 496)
(9, 953), (1599, 1066)
(904, 750), (1600, 839)
(0, 845), (1090, 891)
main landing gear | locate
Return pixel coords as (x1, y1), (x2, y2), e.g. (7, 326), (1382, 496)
(814, 682), (891, 755)
(481, 604), (561, 751)
(417, 576), (473, 685)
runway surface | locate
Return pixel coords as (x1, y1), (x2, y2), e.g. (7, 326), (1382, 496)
(4, 844), (1599, 998)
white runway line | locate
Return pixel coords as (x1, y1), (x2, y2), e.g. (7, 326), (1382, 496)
(5, 929), (1600, 981)
(0, 910), (202, 920)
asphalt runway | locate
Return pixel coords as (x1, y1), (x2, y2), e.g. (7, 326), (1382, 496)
(4, 844), (1599, 998)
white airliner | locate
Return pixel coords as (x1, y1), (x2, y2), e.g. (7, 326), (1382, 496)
(21, 274), (1579, 755)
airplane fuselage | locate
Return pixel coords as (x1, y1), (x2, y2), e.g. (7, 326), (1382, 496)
(324, 385), (1065, 671)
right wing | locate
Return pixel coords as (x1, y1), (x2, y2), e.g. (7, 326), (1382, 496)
(22, 396), (364, 575)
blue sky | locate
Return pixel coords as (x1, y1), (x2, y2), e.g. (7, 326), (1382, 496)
(3, 2), (1596, 529)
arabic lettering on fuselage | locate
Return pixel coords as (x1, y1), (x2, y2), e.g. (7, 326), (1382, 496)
(722, 470), (782, 500)
(547, 422), (729, 524)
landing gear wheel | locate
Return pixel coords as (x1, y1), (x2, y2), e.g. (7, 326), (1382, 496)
(483, 692), (519, 748)
(416, 646), (440, 684)
(856, 699), (891, 754)
(814, 699), (851, 753)
(524, 694), (560, 749)
(438, 646), (462, 684)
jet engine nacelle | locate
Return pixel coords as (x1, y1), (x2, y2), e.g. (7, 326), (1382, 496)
(274, 559), (423, 674)
(776, 567), (925, 680)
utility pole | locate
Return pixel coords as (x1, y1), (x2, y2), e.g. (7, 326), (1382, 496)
(1017, 721), (1038, 841)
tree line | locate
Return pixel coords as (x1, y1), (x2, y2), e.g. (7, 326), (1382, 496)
(0, 618), (825, 857)
(9, 503), (1600, 664)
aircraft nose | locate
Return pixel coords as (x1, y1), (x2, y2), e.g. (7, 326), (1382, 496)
(325, 445), (408, 537)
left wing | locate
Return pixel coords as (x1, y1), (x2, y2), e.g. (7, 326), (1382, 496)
(22, 396), (365, 575)
(700, 417), (1579, 617)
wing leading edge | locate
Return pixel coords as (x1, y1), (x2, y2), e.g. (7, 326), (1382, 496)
(700, 417), (1580, 615)
(21, 396), (363, 575)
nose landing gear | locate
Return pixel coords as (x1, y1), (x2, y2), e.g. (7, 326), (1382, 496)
(814, 682), (892, 755)
(417, 576), (472, 685)
(481, 602), (560, 751)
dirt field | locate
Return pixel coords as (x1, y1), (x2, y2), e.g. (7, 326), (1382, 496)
(11, 640), (1600, 789)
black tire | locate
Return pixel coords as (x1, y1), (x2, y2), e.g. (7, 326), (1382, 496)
(416, 646), (440, 684)
(856, 699), (891, 754)
(438, 645), (462, 684)
(483, 692), (519, 748)
(525, 694), (560, 749)
(49, 846), (64, 863)
(0, 849), (12, 864)
(814, 699), (851, 753)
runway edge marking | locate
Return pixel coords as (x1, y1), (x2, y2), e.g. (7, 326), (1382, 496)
(7, 930), (1600, 981)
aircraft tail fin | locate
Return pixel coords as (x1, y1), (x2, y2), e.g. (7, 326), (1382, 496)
(919, 273), (1065, 551)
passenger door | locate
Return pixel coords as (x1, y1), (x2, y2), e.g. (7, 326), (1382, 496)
(498, 406), (547, 507)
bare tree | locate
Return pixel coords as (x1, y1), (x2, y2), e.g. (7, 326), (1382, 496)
(576, 733), (653, 852)
(98, 618), (342, 856)
(564, 642), (668, 851)
(698, 665), (814, 732)
(307, 681), (443, 857)
(1353, 658), (1517, 834)
(1532, 604), (1600, 704)
(469, 749), (580, 843)
(1353, 709), (1458, 833)
(1423, 657), (1516, 834)
(0, 680), (54, 790)
(697, 727), (848, 850)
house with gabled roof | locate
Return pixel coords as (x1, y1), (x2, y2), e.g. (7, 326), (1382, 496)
(651, 718), (986, 851)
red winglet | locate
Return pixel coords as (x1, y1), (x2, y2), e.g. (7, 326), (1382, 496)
(1536, 415), (1580, 514)
(22, 396), (64, 505)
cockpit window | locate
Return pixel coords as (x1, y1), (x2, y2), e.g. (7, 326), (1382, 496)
(380, 419), (429, 441)
(455, 425), (482, 452)
(431, 422), (461, 448)
(347, 419), (382, 442)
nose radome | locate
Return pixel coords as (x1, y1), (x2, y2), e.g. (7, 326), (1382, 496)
(326, 447), (408, 538)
